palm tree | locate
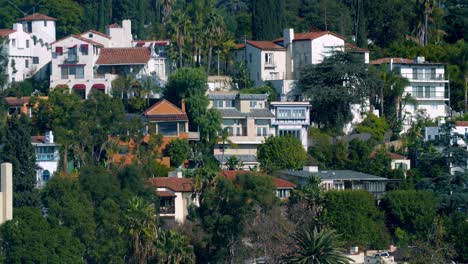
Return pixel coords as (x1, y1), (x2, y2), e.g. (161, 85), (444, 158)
(167, 10), (191, 68)
(156, 229), (195, 264)
(218, 127), (237, 169)
(124, 197), (159, 264)
(204, 11), (226, 75)
(285, 226), (352, 264)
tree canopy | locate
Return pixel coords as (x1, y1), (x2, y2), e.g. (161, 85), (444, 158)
(257, 136), (308, 173)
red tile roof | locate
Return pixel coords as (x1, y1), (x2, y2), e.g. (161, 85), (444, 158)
(345, 43), (369, 53)
(234, 43), (245, 50)
(133, 40), (170, 46)
(18, 13), (56, 21)
(247, 41), (285, 51)
(107, 23), (121, 28)
(143, 99), (188, 121)
(5, 96), (32, 106)
(81, 30), (111, 39)
(148, 177), (194, 192)
(456, 121), (468, 127)
(370, 151), (407, 160)
(157, 190), (177, 197)
(369, 57), (414, 65)
(274, 31), (347, 42)
(0, 29), (16, 37)
(219, 170), (296, 189)
(51, 34), (105, 47)
(31, 136), (46, 143)
(96, 47), (151, 65)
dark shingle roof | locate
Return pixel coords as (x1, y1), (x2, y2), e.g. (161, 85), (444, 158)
(239, 94), (269, 100)
(208, 93), (237, 100)
(217, 108), (274, 118)
(281, 169), (388, 181)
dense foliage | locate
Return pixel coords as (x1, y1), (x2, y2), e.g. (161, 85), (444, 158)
(257, 136), (308, 173)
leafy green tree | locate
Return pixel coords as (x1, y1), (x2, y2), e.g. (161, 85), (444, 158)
(205, 10), (226, 74)
(0, 38), (8, 89)
(0, 207), (85, 263)
(166, 138), (190, 167)
(295, 52), (374, 133)
(240, 84), (277, 101)
(252, 0), (284, 40)
(381, 190), (437, 240)
(167, 9), (192, 67)
(284, 226), (352, 264)
(0, 114), (39, 207)
(156, 229), (195, 264)
(356, 113), (389, 143)
(257, 136), (308, 173)
(226, 155), (244, 170)
(231, 61), (253, 90)
(79, 165), (121, 204)
(322, 190), (390, 249)
(40, 0), (84, 38)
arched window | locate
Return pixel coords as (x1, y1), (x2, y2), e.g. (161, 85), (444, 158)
(42, 170), (50, 182)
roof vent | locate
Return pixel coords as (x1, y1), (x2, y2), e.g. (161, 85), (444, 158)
(416, 56), (425, 63)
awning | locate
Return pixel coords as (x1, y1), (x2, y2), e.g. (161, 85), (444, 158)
(72, 84), (86, 90)
(92, 83), (105, 90)
(157, 191), (176, 197)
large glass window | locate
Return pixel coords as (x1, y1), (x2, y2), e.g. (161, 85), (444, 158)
(178, 122), (186, 133)
(213, 100), (234, 109)
(277, 108), (306, 119)
(61, 66), (85, 79)
(264, 53), (274, 65)
(250, 100), (265, 109)
(158, 122), (178, 136)
(255, 119), (269, 136)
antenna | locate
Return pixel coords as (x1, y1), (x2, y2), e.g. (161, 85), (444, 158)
(8, 1), (27, 16)
(7, 0), (45, 17)
(26, 0), (45, 15)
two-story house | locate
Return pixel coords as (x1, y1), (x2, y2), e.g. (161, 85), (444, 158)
(269, 100), (311, 150)
(0, 13), (56, 86)
(49, 20), (171, 98)
(208, 91), (274, 169)
(370, 57), (449, 131)
(32, 131), (59, 188)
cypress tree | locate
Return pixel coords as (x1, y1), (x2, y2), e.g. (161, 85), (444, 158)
(0, 114), (39, 207)
(252, 0), (284, 40)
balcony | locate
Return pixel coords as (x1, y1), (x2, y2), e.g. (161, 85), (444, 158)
(188, 131), (200, 141)
(36, 153), (59, 161)
(65, 55), (79, 63)
(401, 73), (446, 81)
(159, 206), (175, 214)
(406, 91), (449, 100)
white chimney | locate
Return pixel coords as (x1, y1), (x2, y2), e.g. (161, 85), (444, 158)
(12, 23), (23, 32)
(303, 166), (318, 173)
(45, 131), (54, 144)
(416, 56), (425, 64)
(283, 28), (294, 48)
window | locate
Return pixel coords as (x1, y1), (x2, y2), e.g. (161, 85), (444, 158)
(61, 67), (68, 79)
(213, 100), (234, 109)
(223, 119), (242, 136)
(276, 189), (290, 198)
(178, 122), (186, 133)
(55, 46), (63, 55)
(11, 39), (16, 47)
(26, 40), (29, 48)
(158, 122), (178, 136)
(42, 170), (50, 182)
(88, 33), (93, 38)
(277, 108), (306, 119)
(248, 53), (252, 63)
(61, 66), (85, 79)
(25, 59), (29, 68)
(154, 58), (166, 78)
(33, 57), (39, 64)
(255, 119), (269, 136)
(279, 129), (301, 139)
(80, 44), (88, 55)
(44, 21), (47, 27)
(264, 53), (273, 65)
(250, 100), (264, 109)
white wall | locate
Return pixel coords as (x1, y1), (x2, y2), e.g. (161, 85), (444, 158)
(311, 34), (345, 64)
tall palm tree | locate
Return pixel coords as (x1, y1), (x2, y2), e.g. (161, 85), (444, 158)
(156, 229), (195, 264)
(284, 226), (352, 264)
(124, 197), (159, 264)
(205, 11), (226, 74)
(167, 10), (191, 68)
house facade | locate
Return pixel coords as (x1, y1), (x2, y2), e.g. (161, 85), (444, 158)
(270, 101), (311, 150)
(49, 20), (171, 98)
(208, 92), (274, 169)
(0, 13), (56, 86)
(32, 131), (60, 188)
(370, 57), (449, 131)
(5, 96), (47, 117)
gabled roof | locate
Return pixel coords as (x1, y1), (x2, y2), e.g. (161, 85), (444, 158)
(18, 13), (56, 22)
(274, 31), (347, 42)
(369, 57), (414, 65)
(0, 29), (16, 37)
(96, 47), (151, 65)
(247, 41), (285, 51)
(344, 43), (369, 53)
(148, 177), (194, 192)
(51, 34), (105, 47)
(219, 170), (296, 189)
(81, 30), (111, 39)
(143, 99), (188, 121)
(370, 151), (407, 160)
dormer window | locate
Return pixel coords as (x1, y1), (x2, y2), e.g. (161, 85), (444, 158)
(89, 33), (93, 38)
(44, 21), (47, 27)
(250, 100), (264, 109)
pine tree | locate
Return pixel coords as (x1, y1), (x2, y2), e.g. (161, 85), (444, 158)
(252, 0), (284, 40)
(0, 114), (39, 207)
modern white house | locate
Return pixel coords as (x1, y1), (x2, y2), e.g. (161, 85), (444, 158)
(32, 131), (60, 188)
(370, 57), (449, 131)
(208, 91), (275, 169)
(0, 13), (56, 86)
(270, 100), (311, 150)
(148, 173), (197, 224)
(49, 20), (171, 97)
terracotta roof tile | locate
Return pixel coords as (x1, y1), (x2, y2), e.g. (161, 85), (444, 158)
(247, 41), (285, 51)
(157, 190), (176, 197)
(455, 121), (468, 127)
(370, 57), (414, 65)
(96, 47), (151, 65)
(274, 31), (346, 42)
(0, 29), (16, 37)
(51, 34), (104, 47)
(219, 170), (296, 189)
(143, 99), (188, 121)
(370, 151), (407, 160)
(81, 30), (111, 39)
(5, 96), (31, 106)
(148, 177), (194, 192)
(18, 13), (56, 21)
(31, 136), (46, 143)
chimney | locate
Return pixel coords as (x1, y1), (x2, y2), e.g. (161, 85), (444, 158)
(181, 99), (186, 113)
(12, 23), (23, 32)
(416, 56), (425, 64)
(0, 163), (13, 224)
(390, 58), (393, 71)
(283, 28), (294, 48)
(284, 28), (294, 80)
(45, 131), (54, 144)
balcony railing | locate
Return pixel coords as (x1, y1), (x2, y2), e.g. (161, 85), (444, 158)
(401, 73), (446, 81)
(406, 91), (448, 99)
(264, 61), (276, 68)
(65, 55), (79, 63)
(36, 153), (59, 161)
(159, 206), (175, 214)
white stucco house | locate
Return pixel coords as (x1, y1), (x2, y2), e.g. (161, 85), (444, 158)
(148, 174), (197, 224)
(0, 13), (56, 86)
(32, 131), (59, 188)
(270, 100), (311, 150)
(49, 20), (171, 97)
(370, 57), (449, 132)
